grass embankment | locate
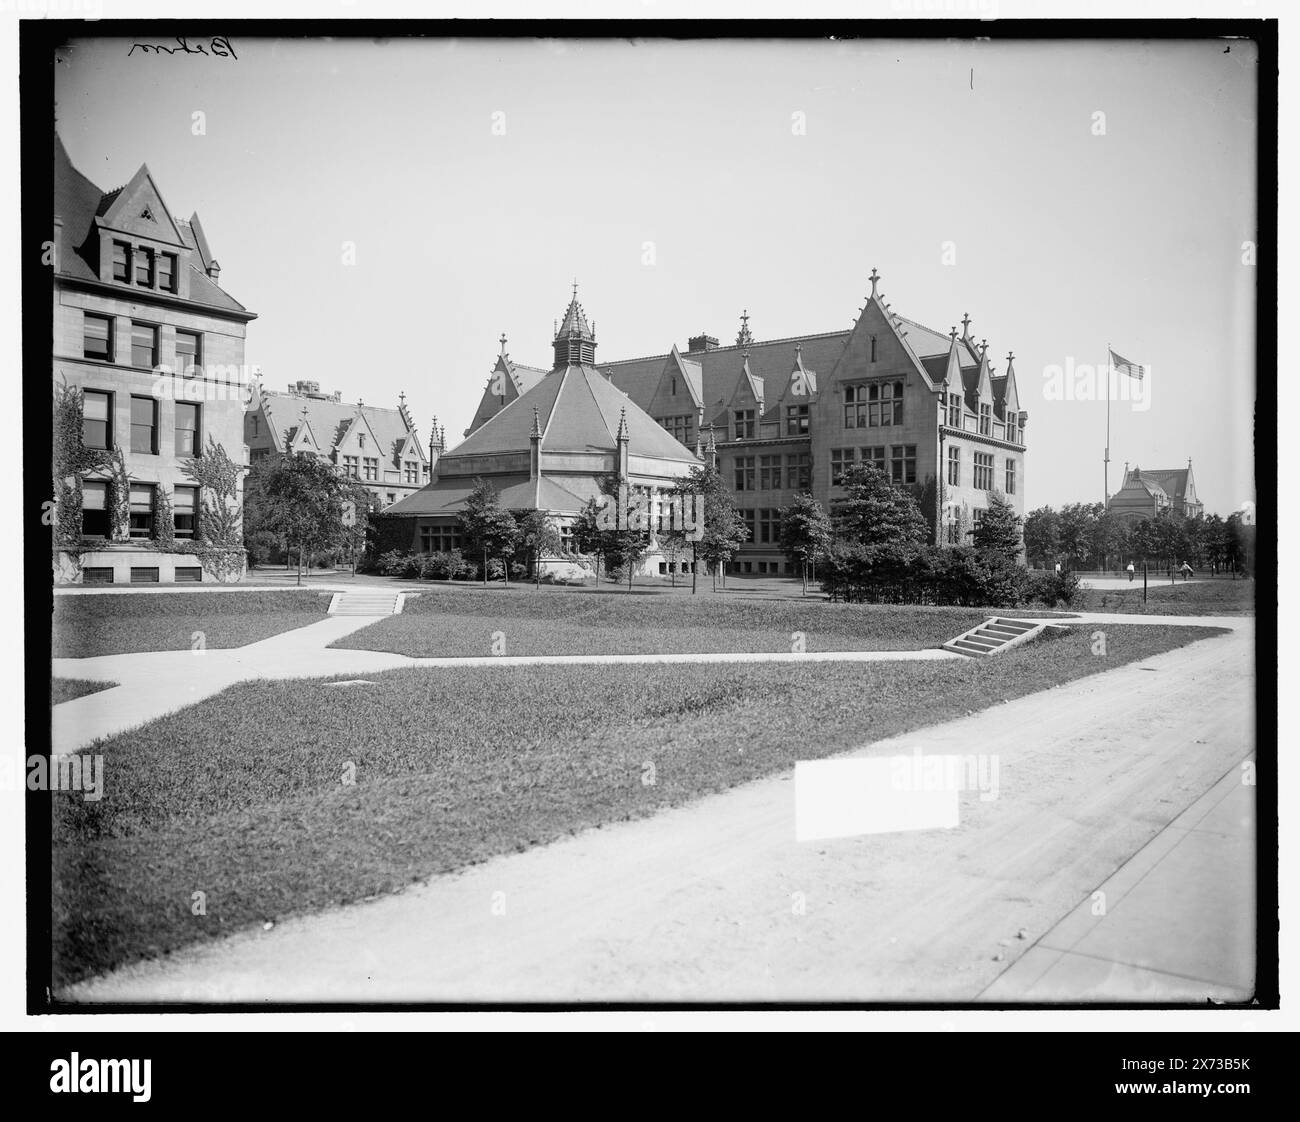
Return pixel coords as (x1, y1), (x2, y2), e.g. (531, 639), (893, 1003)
(52, 591), (334, 658)
(1075, 576), (1255, 616)
(53, 621), (1223, 987)
(51, 679), (118, 705)
(335, 588), (1012, 657)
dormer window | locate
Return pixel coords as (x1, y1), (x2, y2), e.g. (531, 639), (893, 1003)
(979, 403), (991, 435)
(947, 391), (962, 428)
(158, 252), (176, 293)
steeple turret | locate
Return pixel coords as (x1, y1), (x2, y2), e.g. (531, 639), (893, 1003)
(552, 281), (598, 368)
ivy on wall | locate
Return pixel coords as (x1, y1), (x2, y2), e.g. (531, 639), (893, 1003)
(51, 380), (110, 553)
(179, 436), (245, 581)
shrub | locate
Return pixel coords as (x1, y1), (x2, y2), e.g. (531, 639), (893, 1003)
(1025, 569), (1080, 608)
(820, 544), (1035, 607)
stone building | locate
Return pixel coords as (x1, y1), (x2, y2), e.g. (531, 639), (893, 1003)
(1107, 461), (1203, 524)
(452, 269), (1028, 574)
(52, 136), (256, 584)
(384, 289), (701, 571)
(245, 381), (432, 512)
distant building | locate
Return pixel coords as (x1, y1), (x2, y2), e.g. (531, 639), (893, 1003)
(52, 136), (257, 584)
(245, 382), (432, 511)
(1107, 461), (1203, 524)
(443, 269), (1028, 574)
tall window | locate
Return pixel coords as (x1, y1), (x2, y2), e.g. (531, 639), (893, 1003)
(758, 508), (780, 544)
(112, 241), (132, 282)
(405, 461), (418, 484)
(738, 508), (756, 542)
(947, 444), (961, 486)
(830, 448), (855, 485)
(862, 446), (886, 472)
(844, 381), (903, 428)
(733, 409), (756, 439)
(786, 452), (811, 490)
(158, 253), (177, 293)
(81, 480), (109, 537)
(130, 396), (157, 454)
(83, 313), (113, 362)
(979, 402), (991, 435)
(1006, 414), (1020, 444)
(175, 330), (201, 375)
(947, 391), (962, 428)
(758, 455), (781, 490)
(890, 444), (917, 485)
(128, 483), (156, 538)
(1005, 458), (1017, 495)
(342, 455), (360, 478)
(973, 508), (987, 533)
(363, 457), (379, 481)
(173, 486), (199, 538)
(131, 322), (158, 368)
(733, 455), (755, 491)
(134, 246), (155, 287)
(83, 390), (112, 449)
(785, 404), (809, 435)
(973, 451), (994, 490)
(175, 401), (201, 456)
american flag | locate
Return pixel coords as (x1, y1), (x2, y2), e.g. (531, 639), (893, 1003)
(1108, 348), (1147, 381)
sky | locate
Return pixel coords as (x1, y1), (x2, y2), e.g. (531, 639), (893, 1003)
(52, 34), (1259, 515)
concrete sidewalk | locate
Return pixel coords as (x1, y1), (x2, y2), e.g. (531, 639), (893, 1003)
(980, 756), (1255, 1002)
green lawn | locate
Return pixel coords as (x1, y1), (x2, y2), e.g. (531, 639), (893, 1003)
(1074, 576), (1256, 616)
(51, 678), (118, 705)
(334, 587), (1028, 657)
(52, 591), (334, 658)
(53, 621), (1222, 987)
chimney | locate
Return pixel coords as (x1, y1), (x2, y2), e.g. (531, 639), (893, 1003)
(687, 334), (719, 354)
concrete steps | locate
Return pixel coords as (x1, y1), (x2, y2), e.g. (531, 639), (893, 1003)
(944, 616), (1060, 658)
(328, 591), (404, 617)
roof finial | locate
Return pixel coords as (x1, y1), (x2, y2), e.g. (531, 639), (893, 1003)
(736, 308), (753, 347)
(530, 406), (541, 438)
(616, 406), (628, 441)
(980, 339), (988, 356)
(572, 277), (579, 302)
(399, 390), (406, 406)
(868, 266), (880, 298)
(950, 326), (958, 340)
(1006, 351), (1014, 362)
(499, 333), (508, 356)
(961, 313), (972, 338)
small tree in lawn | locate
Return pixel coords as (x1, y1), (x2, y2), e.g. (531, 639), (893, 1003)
(832, 462), (929, 549)
(460, 478), (520, 585)
(678, 463), (747, 591)
(973, 491), (1023, 564)
(571, 496), (608, 580)
(1023, 505), (1060, 569)
(779, 493), (834, 595)
(517, 508), (563, 588)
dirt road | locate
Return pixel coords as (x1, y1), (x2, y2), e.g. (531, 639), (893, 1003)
(66, 617), (1254, 1003)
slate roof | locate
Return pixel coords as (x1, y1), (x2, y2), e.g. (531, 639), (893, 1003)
(385, 472), (601, 517)
(53, 134), (248, 315)
(599, 331), (851, 420)
(446, 364), (699, 464)
(1137, 468), (1192, 502)
(260, 390), (421, 467)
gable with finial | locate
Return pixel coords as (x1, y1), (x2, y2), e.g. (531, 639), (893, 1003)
(724, 350), (766, 413)
(826, 267), (941, 393)
(776, 343), (819, 409)
(333, 407), (384, 461)
(648, 345), (704, 417)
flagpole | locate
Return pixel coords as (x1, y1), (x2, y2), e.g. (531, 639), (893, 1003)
(1104, 344), (1111, 510)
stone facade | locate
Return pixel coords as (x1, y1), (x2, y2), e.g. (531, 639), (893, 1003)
(53, 136), (256, 585)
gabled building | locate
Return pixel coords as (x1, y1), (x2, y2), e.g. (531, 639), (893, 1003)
(1107, 461), (1203, 524)
(245, 381), (431, 510)
(52, 135), (257, 584)
(385, 290), (700, 567)
(458, 269), (1028, 574)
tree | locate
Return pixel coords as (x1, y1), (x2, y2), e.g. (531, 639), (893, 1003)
(571, 495), (609, 579)
(972, 491), (1022, 563)
(832, 462), (929, 549)
(1056, 503), (1096, 569)
(778, 493), (834, 595)
(460, 478), (521, 585)
(515, 509), (563, 588)
(1022, 506), (1060, 569)
(674, 463), (747, 592)
(244, 452), (371, 584)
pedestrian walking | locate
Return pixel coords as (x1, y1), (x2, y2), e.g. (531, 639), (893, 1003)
(1126, 561), (1135, 583)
